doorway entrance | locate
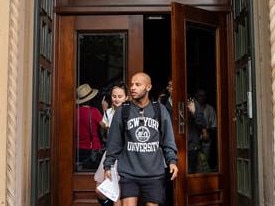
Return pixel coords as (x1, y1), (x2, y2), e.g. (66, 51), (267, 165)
(55, 4), (231, 205)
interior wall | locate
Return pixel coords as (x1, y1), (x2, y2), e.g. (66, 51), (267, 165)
(143, 14), (171, 100)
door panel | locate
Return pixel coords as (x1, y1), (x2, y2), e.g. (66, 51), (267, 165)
(171, 3), (229, 205)
(56, 15), (143, 205)
(233, 0), (258, 204)
(31, 0), (54, 205)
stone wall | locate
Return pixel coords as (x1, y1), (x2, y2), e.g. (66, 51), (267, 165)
(255, 0), (274, 205)
(0, 0), (34, 205)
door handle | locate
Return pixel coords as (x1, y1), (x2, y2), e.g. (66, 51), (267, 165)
(247, 57), (253, 119)
(178, 102), (185, 134)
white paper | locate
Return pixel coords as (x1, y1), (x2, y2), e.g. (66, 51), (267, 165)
(96, 166), (120, 202)
(94, 152), (118, 184)
(94, 152), (106, 183)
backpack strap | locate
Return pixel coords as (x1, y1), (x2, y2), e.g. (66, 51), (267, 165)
(152, 101), (163, 145)
(121, 101), (131, 132)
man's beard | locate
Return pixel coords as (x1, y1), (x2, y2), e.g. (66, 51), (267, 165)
(133, 89), (147, 101)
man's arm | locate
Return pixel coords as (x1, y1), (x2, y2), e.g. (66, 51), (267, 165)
(160, 105), (178, 165)
(103, 107), (124, 171)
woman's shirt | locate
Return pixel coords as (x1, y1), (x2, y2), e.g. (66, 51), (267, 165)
(77, 106), (103, 150)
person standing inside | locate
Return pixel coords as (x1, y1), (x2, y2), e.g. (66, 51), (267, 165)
(76, 83), (104, 170)
(195, 89), (217, 170)
(104, 72), (178, 206)
(158, 79), (172, 116)
(95, 82), (128, 206)
(186, 96), (208, 173)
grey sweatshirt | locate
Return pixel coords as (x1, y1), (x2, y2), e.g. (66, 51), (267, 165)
(103, 101), (178, 180)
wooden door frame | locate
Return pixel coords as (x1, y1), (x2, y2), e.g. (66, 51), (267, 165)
(55, 0), (232, 13)
(53, 6), (235, 206)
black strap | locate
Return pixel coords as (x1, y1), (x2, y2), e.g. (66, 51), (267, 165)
(121, 101), (131, 132)
(89, 107), (93, 143)
(152, 101), (162, 141)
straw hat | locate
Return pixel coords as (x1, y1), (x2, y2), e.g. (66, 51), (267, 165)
(76, 84), (98, 104)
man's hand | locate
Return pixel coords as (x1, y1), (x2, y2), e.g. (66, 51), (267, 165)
(169, 163), (178, 180)
(187, 99), (196, 115)
(201, 128), (209, 141)
(104, 169), (112, 180)
(101, 96), (109, 112)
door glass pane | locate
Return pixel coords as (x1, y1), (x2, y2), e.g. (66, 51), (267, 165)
(186, 22), (218, 174)
(75, 33), (127, 172)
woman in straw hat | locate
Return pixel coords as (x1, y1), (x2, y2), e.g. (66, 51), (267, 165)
(76, 83), (104, 170)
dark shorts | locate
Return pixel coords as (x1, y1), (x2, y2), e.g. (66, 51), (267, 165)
(119, 177), (165, 204)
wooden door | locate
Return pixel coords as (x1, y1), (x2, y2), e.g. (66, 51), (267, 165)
(233, 0), (259, 204)
(31, 0), (54, 205)
(55, 15), (143, 205)
(171, 3), (230, 206)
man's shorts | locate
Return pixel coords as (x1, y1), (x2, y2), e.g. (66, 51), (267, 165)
(119, 177), (165, 204)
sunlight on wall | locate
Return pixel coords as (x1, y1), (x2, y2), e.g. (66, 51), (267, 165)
(0, 0), (9, 205)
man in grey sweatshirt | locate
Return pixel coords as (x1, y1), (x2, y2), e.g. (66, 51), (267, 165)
(104, 72), (178, 206)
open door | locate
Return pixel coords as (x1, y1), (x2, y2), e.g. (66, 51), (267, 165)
(56, 15), (143, 205)
(171, 3), (230, 206)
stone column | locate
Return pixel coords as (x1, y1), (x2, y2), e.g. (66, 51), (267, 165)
(5, 0), (34, 205)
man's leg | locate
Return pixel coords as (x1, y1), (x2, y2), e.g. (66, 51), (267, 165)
(145, 202), (158, 206)
(121, 197), (138, 206)
(120, 177), (139, 206)
(140, 178), (165, 206)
